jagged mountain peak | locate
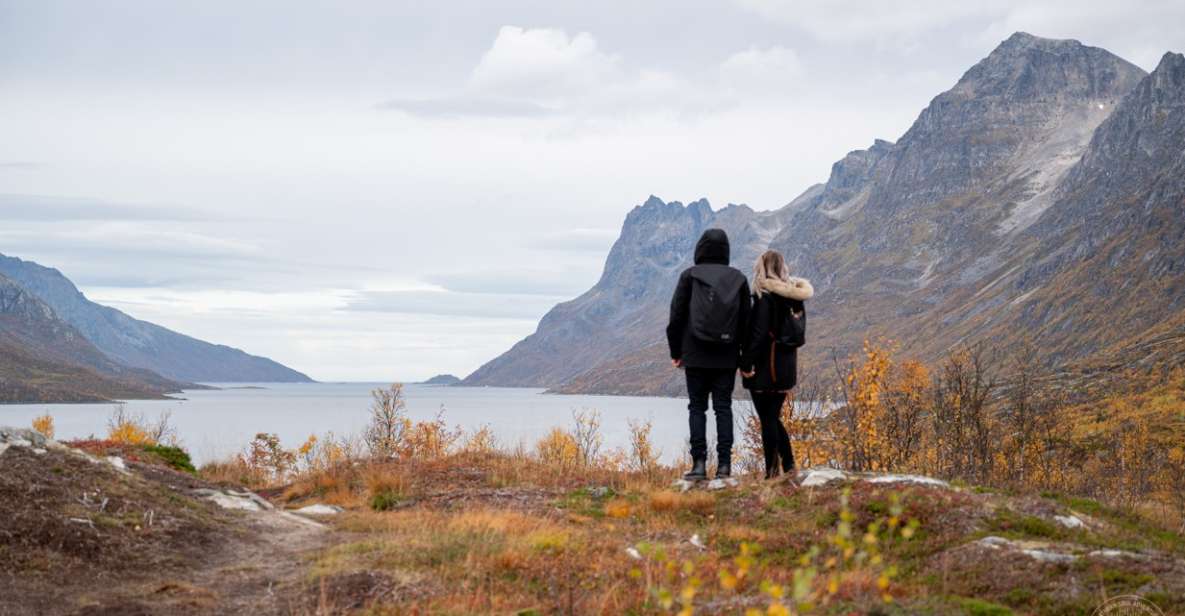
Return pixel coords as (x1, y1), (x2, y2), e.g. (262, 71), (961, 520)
(950, 32), (1145, 101)
(1150, 50), (1185, 91)
(998, 31), (1076, 51)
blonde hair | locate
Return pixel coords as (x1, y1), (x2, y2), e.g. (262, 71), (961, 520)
(752, 250), (789, 298)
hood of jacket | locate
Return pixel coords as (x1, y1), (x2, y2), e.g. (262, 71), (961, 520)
(693, 228), (730, 265)
(756, 276), (814, 301)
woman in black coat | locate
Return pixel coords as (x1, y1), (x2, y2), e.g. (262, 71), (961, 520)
(741, 250), (813, 479)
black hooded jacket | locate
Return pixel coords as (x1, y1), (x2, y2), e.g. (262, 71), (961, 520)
(666, 229), (752, 371)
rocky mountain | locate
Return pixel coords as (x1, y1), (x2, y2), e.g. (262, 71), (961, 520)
(463, 197), (790, 390)
(0, 254), (312, 384)
(0, 273), (183, 402)
(467, 33), (1185, 396)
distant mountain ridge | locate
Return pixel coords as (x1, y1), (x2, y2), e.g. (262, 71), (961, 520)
(465, 33), (1185, 396)
(421, 374), (461, 386)
(0, 273), (183, 402)
(0, 254), (312, 388)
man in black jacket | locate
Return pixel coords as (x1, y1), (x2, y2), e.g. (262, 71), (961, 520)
(666, 228), (752, 480)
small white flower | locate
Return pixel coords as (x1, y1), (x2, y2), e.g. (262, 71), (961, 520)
(690, 534), (706, 550)
(626, 547), (642, 560)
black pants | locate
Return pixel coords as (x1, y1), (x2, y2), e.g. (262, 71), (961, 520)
(686, 367), (735, 463)
(752, 391), (794, 474)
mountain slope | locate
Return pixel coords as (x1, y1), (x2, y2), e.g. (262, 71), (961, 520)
(761, 31), (1148, 362)
(462, 197), (786, 388)
(957, 50), (1185, 362)
(0, 255), (312, 383)
(468, 33), (1180, 396)
(0, 274), (182, 402)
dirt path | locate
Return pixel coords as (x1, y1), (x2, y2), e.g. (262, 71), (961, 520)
(0, 435), (343, 616)
(74, 504), (337, 616)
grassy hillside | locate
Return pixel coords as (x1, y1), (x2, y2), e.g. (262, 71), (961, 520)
(0, 337), (176, 403)
(5, 423), (1183, 615)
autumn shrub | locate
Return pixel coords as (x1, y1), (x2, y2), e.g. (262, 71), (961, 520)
(571, 408), (603, 467)
(626, 417), (662, 476)
(833, 341), (893, 472)
(200, 456), (268, 488)
(365, 464), (409, 511)
(814, 340), (1183, 530)
(461, 424), (499, 453)
(829, 341), (932, 473)
(402, 408), (462, 460)
(536, 427), (581, 471)
(31, 413), (54, 439)
(106, 405), (176, 446)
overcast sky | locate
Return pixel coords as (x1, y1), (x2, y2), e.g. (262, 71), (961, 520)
(2, 1), (1183, 381)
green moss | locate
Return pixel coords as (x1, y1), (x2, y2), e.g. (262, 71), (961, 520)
(985, 509), (1059, 539)
(959, 597), (1013, 615)
(1003, 587), (1036, 606)
(815, 509), (839, 529)
(1099, 569), (1153, 593)
(555, 487), (613, 518)
(370, 490), (401, 511)
(769, 495), (799, 510)
(865, 499), (889, 516)
(1059, 496), (1102, 515)
(141, 444), (196, 474)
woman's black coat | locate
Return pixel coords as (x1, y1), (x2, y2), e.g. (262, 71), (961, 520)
(742, 292), (804, 392)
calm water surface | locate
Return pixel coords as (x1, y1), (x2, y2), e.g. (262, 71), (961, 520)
(0, 383), (725, 465)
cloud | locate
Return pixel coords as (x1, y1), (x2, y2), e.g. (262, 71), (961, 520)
(0, 161), (44, 170)
(0, 193), (206, 221)
(376, 96), (553, 118)
(527, 228), (619, 252)
(344, 289), (560, 320)
(734, 0), (994, 41)
(0, 223), (260, 260)
(377, 25), (696, 119)
(425, 265), (600, 297)
(470, 26), (623, 97)
(720, 46), (804, 95)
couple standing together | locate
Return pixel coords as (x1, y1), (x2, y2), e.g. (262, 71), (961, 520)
(666, 228), (813, 481)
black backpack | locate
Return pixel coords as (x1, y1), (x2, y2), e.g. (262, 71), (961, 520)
(771, 297), (806, 348)
(688, 268), (745, 343)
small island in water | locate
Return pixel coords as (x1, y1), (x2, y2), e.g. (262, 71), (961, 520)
(419, 374), (461, 386)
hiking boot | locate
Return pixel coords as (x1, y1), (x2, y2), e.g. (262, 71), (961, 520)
(715, 461), (732, 479)
(683, 458), (707, 481)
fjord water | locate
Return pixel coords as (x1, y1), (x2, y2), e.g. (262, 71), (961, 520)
(2, 383), (702, 465)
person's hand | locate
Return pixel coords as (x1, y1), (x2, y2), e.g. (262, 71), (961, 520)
(672, 358), (683, 368)
(740, 369), (755, 378)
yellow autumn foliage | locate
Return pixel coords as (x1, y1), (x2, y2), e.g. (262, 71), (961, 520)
(31, 413), (54, 439)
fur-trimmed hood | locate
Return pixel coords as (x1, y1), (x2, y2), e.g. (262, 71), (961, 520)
(755, 276), (813, 300)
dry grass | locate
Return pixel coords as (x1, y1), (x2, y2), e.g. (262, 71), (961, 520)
(647, 490), (716, 515)
(188, 378), (1185, 614)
